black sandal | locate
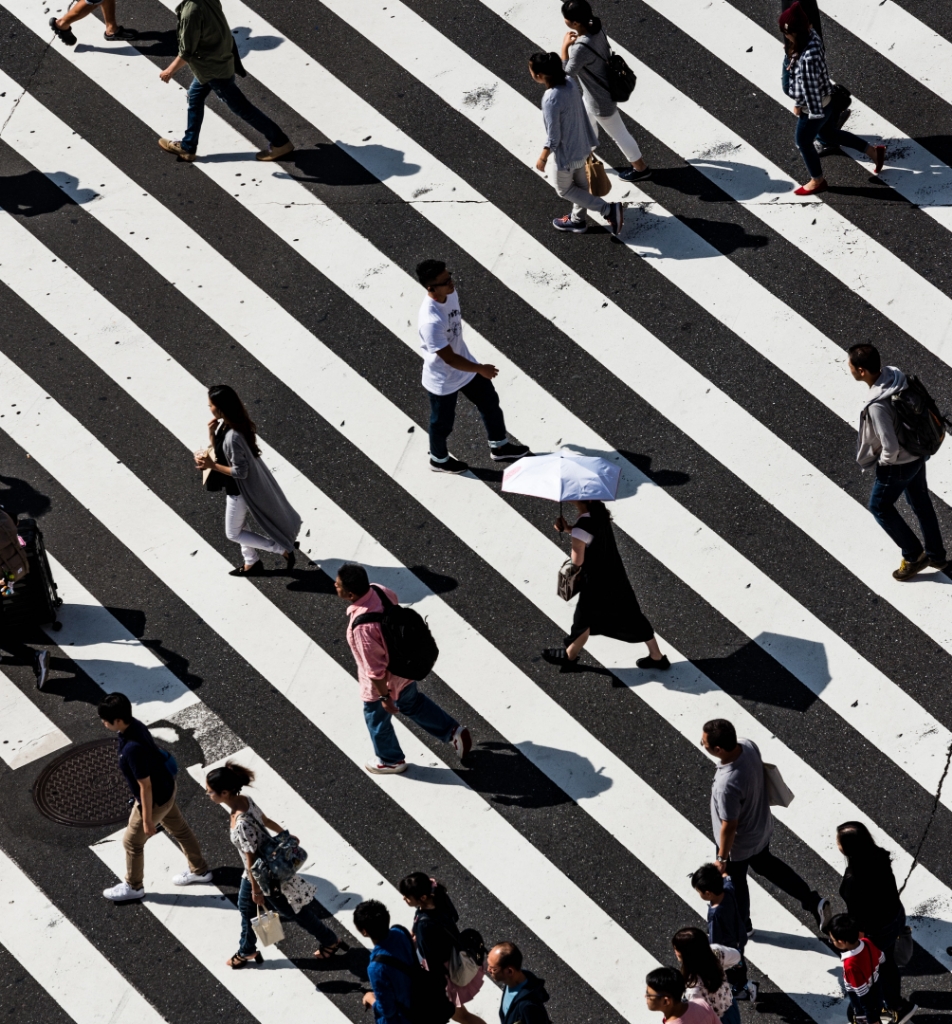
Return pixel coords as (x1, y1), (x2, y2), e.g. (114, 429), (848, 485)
(103, 25), (138, 40)
(49, 17), (77, 45)
(314, 940), (348, 959)
(541, 647), (579, 673)
(226, 951), (262, 968)
(229, 560), (264, 577)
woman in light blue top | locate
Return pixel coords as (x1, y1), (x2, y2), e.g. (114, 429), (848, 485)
(529, 51), (623, 237)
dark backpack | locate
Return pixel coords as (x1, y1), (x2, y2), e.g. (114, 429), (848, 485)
(890, 376), (950, 458)
(372, 928), (454, 1024)
(0, 510), (29, 587)
(577, 39), (637, 102)
(351, 585), (439, 681)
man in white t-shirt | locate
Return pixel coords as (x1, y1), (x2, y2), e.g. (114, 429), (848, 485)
(416, 259), (529, 473)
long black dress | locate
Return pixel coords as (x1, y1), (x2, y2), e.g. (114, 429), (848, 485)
(565, 510), (654, 645)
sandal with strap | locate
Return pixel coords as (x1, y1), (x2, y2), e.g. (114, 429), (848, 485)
(104, 25), (138, 40)
(314, 940), (347, 959)
(226, 951), (262, 968)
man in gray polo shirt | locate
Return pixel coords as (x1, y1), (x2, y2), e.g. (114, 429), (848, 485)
(702, 718), (831, 933)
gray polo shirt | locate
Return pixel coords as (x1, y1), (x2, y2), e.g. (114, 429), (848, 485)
(710, 738), (773, 861)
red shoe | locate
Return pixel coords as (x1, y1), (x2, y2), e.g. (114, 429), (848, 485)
(794, 181), (828, 196)
(872, 145), (886, 175)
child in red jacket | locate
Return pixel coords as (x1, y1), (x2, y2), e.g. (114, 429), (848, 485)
(827, 914), (885, 1024)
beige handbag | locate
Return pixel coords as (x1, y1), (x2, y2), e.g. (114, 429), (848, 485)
(586, 153), (612, 197)
(763, 763), (795, 807)
(557, 558), (582, 601)
(447, 946), (481, 987)
(200, 445), (215, 487)
(251, 906), (285, 947)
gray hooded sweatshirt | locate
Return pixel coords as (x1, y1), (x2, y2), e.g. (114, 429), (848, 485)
(222, 429), (302, 552)
(856, 366), (918, 469)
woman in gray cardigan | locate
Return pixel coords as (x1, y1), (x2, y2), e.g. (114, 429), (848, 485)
(194, 385), (302, 577)
(530, 50), (624, 237)
(560, 0), (650, 183)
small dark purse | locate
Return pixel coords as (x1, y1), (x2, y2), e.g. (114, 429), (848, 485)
(203, 428), (227, 492)
(826, 82), (851, 117)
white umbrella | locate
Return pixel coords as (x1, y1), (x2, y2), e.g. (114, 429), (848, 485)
(501, 452), (620, 502)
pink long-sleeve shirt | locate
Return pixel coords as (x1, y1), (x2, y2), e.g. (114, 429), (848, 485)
(345, 584), (414, 703)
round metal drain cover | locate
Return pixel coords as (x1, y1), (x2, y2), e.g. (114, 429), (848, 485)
(33, 739), (130, 827)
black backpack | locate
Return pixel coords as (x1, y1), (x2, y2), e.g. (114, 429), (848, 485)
(577, 39), (637, 102)
(891, 376), (950, 458)
(351, 585), (439, 681)
(372, 929), (454, 1024)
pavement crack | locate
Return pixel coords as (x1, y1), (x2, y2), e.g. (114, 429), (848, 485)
(898, 736), (952, 896)
(0, 32), (55, 140)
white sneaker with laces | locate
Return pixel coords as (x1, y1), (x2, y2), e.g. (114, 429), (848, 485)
(172, 870), (214, 886)
(450, 726), (472, 759)
(103, 881), (145, 901)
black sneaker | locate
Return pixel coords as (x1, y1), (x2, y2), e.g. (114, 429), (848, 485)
(617, 165), (651, 182)
(635, 654), (670, 670)
(541, 647), (579, 673)
(103, 25), (138, 40)
(490, 442), (530, 462)
(607, 201), (624, 237)
(34, 650), (50, 691)
(430, 456), (469, 474)
(49, 16), (77, 45)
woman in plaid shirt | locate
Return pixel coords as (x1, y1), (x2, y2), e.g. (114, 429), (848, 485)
(780, 2), (885, 195)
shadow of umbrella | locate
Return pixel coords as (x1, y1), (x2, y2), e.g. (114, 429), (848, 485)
(0, 171), (95, 216)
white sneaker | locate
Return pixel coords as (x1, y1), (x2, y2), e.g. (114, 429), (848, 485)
(103, 881), (144, 901)
(34, 650), (50, 690)
(450, 726), (472, 759)
(365, 759), (408, 775)
(746, 981), (759, 1002)
(172, 870), (213, 886)
(817, 895), (833, 931)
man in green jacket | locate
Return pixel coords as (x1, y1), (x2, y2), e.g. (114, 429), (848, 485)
(158, 0), (292, 162)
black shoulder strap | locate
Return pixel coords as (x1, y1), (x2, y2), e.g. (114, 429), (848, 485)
(572, 39), (612, 92)
(350, 611), (383, 630)
(369, 583), (393, 608)
(371, 951), (414, 975)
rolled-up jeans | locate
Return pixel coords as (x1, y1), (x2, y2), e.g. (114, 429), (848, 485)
(237, 876), (338, 956)
(363, 681), (458, 764)
(553, 164), (611, 223)
(794, 106), (871, 180)
(868, 457), (946, 562)
(182, 75), (288, 155)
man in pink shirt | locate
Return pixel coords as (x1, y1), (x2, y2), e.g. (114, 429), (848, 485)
(645, 967), (719, 1024)
(335, 564), (472, 774)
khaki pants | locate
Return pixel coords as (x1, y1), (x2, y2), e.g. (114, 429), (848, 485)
(123, 786), (209, 889)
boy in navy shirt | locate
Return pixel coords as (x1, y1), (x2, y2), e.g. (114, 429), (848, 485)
(692, 862), (757, 1001)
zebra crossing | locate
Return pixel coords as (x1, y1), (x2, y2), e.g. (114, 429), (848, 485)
(2, 0), (952, 1020)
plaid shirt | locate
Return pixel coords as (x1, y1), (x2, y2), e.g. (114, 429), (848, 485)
(788, 30), (831, 119)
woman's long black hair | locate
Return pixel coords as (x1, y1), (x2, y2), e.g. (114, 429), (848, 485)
(672, 926), (725, 994)
(529, 51), (567, 87)
(837, 821), (892, 877)
(208, 384), (261, 458)
(582, 499), (613, 522)
(562, 0), (601, 35)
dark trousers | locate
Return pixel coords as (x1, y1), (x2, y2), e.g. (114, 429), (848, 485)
(726, 843), (819, 926)
(794, 107), (871, 179)
(848, 981), (885, 1023)
(868, 907), (906, 1010)
(182, 75), (288, 154)
(868, 458), (946, 562)
(237, 876), (337, 956)
(428, 375), (506, 462)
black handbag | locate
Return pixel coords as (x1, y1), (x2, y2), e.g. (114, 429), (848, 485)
(826, 82), (851, 117)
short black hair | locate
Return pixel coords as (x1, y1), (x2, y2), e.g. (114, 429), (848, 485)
(416, 259), (446, 288)
(492, 942), (523, 971)
(337, 563), (370, 598)
(353, 899), (391, 944)
(646, 966), (685, 1002)
(827, 913), (860, 945)
(98, 692), (133, 724)
(691, 863), (725, 896)
(848, 344), (881, 374)
(703, 719), (737, 751)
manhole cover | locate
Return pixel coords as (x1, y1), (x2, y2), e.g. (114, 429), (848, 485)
(33, 739), (130, 827)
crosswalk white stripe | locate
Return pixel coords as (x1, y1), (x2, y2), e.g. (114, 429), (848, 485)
(622, 0), (952, 226)
(478, 0), (952, 359)
(0, 845), (169, 1024)
(818, 0), (952, 109)
(0, 205), (848, 1013)
(0, 349), (671, 1024)
(90, 823), (352, 1024)
(2, 74), (950, 835)
(281, 0), (952, 511)
(0, 668), (70, 769)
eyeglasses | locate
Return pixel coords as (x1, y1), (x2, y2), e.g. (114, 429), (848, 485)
(429, 272), (454, 289)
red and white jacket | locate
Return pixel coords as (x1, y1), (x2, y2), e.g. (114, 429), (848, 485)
(841, 938), (884, 996)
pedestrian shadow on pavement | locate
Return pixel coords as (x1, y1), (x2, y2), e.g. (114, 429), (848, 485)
(622, 202), (769, 257)
(275, 144), (382, 187)
(232, 26), (284, 53)
(0, 170), (93, 216)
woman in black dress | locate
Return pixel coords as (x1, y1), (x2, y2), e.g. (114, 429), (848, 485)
(542, 499), (668, 673)
(836, 821), (915, 1023)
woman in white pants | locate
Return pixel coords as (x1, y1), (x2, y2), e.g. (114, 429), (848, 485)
(195, 385), (301, 577)
(530, 51), (624, 237)
(560, 0), (650, 183)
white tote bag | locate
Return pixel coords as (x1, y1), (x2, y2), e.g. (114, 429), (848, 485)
(447, 946), (481, 987)
(251, 907), (285, 947)
(763, 763), (795, 807)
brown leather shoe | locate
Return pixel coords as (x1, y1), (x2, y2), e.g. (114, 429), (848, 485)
(893, 552), (928, 581)
(256, 140), (294, 161)
(158, 138), (195, 162)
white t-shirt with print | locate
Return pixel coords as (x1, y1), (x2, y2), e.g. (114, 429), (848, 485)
(418, 289), (478, 396)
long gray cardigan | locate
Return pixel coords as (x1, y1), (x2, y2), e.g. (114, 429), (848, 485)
(222, 428), (302, 553)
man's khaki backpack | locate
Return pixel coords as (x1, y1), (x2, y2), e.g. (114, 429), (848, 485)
(0, 510), (29, 585)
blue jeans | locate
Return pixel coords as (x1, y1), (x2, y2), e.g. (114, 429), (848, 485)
(720, 1000), (741, 1024)
(182, 76), (288, 155)
(363, 681), (458, 764)
(868, 458), (946, 561)
(237, 876), (337, 956)
(794, 107), (870, 180)
(428, 375), (507, 462)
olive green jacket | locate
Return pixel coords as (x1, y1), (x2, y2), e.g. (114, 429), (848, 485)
(176, 0), (234, 84)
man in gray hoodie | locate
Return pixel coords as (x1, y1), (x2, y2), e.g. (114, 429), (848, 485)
(849, 343), (947, 580)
